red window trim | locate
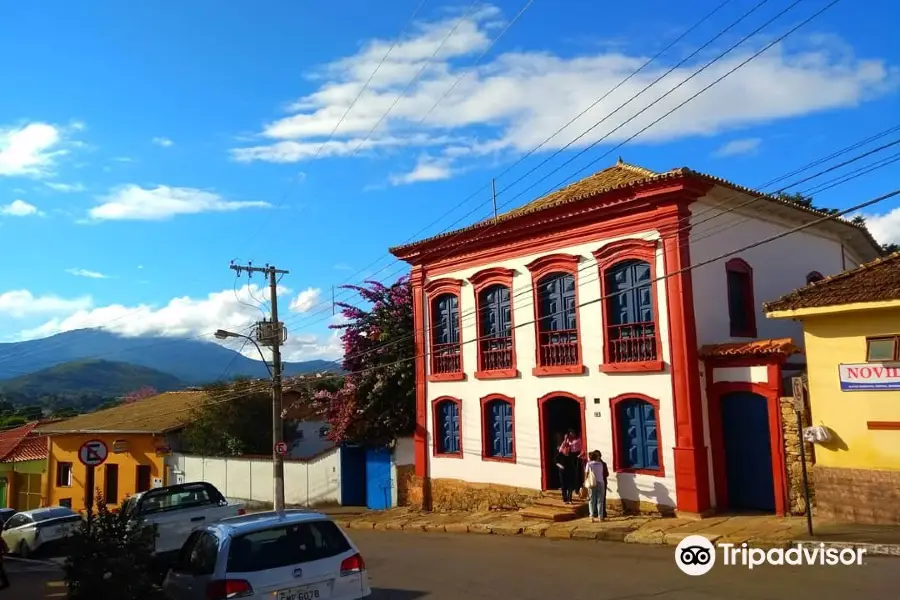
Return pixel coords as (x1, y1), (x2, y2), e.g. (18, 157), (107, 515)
(725, 258), (757, 338)
(525, 253), (584, 376)
(593, 239), (665, 373)
(431, 396), (463, 458)
(805, 271), (824, 285)
(609, 393), (666, 477)
(480, 393), (516, 464)
(424, 277), (465, 382)
(470, 267), (518, 380)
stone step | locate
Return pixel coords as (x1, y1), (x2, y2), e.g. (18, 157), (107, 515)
(533, 497), (581, 509)
(519, 505), (580, 522)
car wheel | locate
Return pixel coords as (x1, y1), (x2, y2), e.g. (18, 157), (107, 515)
(17, 541), (30, 559)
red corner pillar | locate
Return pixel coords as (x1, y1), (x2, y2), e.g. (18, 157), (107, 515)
(660, 203), (711, 515)
(410, 266), (428, 479)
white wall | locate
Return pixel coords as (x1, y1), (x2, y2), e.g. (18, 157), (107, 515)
(424, 232), (679, 509)
(689, 198), (859, 350)
(287, 419), (334, 459)
(171, 449), (342, 507)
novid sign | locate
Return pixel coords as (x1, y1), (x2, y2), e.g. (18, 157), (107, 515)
(79, 440), (109, 467)
(274, 441), (288, 456)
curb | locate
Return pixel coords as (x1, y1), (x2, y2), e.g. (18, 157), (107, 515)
(791, 540), (900, 557)
(5, 556), (60, 567)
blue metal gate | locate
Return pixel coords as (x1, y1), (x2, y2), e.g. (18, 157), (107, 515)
(721, 391), (775, 511)
(340, 444), (366, 507)
(365, 447), (393, 510)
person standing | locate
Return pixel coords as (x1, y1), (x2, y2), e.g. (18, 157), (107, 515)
(584, 450), (610, 522)
(567, 428), (584, 500)
(556, 432), (573, 503)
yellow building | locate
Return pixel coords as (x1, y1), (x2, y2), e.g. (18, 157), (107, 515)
(765, 251), (900, 524)
(36, 391), (207, 512)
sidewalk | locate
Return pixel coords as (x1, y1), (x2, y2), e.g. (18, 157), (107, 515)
(333, 508), (900, 555)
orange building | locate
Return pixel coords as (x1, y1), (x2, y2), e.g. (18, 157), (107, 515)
(37, 391), (207, 512)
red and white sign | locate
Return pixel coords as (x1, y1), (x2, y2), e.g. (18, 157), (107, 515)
(274, 441), (288, 456)
(839, 363), (900, 391)
(79, 439), (109, 467)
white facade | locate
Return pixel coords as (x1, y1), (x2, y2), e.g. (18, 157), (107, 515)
(287, 419), (334, 459)
(424, 232), (680, 509)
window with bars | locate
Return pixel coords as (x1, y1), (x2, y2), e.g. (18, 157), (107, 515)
(605, 260), (657, 364)
(431, 293), (461, 375)
(536, 273), (578, 367)
(478, 284), (513, 372)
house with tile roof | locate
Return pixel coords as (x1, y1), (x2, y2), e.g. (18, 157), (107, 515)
(766, 251), (900, 525)
(0, 422), (49, 510)
(36, 390), (208, 512)
(389, 158), (881, 519)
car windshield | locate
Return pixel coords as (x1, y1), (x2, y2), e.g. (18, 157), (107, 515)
(32, 508), (76, 522)
(226, 520), (351, 573)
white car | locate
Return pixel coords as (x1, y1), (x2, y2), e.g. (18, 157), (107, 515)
(162, 510), (371, 600)
(1, 506), (82, 558)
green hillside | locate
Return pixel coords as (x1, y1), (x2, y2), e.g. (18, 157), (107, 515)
(0, 359), (186, 399)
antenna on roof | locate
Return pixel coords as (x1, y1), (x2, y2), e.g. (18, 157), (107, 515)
(617, 156), (624, 165)
(491, 178), (498, 222)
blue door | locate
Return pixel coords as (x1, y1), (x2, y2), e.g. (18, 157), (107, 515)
(340, 444), (366, 507)
(365, 447), (392, 510)
(720, 391), (775, 512)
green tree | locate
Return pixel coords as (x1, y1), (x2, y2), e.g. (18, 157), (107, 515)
(64, 491), (165, 600)
(181, 379), (272, 456)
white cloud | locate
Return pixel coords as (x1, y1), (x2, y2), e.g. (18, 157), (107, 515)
(232, 7), (896, 181)
(713, 137), (761, 157)
(66, 268), (109, 279)
(46, 182), (86, 193)
(389, 155), (453, 185)
(88, 184), (272, 221)
(152, 137), (174, 147)
(0, 122), (79, 177)
(859, 206), (900, 246)
(289, 288), (322, 313)
(15, 284), (341, 361)
(0, 290), (92, 318)
(0, 199), (42, 217)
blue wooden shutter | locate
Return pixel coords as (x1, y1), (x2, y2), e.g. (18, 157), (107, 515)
(490, 401), (513, 458)
(435, 294), (460, 344)
(641, 401), (659, 470)
(481, 285), (511, 338)
(440, 401), (460, 454)
(608, 260), (652, 326)
(539, 273), (576, 332)
(618, 399), (659, 470)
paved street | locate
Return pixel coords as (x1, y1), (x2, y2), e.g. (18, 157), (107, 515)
(351, 530), (900, 599)
(1, 557), (63, 598)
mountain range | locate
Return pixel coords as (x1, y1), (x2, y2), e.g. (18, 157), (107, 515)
(0, 329), (339, 385)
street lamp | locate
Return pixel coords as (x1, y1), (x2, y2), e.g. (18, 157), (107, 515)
(214, 327), (284, 512)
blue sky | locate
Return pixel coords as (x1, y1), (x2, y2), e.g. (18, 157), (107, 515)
(1, 0), (898, 362)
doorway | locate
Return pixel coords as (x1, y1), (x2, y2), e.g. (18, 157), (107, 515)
(720, 391), (775, 512)
(538, 393), (586, 490)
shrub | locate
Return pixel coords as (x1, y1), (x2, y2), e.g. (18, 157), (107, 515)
(63, 492), (166, 600)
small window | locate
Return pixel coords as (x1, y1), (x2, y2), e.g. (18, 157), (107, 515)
(4, 514), (30, 530)
(135, 465), (152, 492)
(56, 462), (73, 488)
(483, 398), (514, 460)
(139, 484), (214, 516)
(59, 498), (72, 509)
(227, 520), (351, 573)
(725, 258), (757, 338)
(434, 399), (462, 456)
(318, 426), (330, 438)
(806, 271), (824, 285)
(867, 336), (899, 362)
(104, 464), (119, 504)
(187, 532), (219, 576)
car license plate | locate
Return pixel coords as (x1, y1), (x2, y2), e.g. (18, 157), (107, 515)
(277, 584), (327, 600)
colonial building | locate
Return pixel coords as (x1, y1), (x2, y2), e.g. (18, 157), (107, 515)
(765, 251), (900, 524)
(389, 159), (880, 517)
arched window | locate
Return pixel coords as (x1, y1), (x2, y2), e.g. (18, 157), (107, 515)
(470, 267), (517, 379)
(611, 394), (663, 475)
(481, 395), (515, 462)
(806, 271), (824, 285)
(432, 397), (462, 457)
(725, 258), (757, 338)
(425, 278), (463, 381)
(526, 253), (583, 375)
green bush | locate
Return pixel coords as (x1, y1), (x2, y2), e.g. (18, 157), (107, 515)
(63, 491), (166, 600)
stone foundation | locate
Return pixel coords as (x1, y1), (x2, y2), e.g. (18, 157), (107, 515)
(396, 465), (416, 507)
(814, 465), (900, 524)
(780, 396), (817, 516)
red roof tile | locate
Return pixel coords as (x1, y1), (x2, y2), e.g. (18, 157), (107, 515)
(5, 435), (48, 462)
(699, 338), (802, 359)
(0, 422), (39, 462)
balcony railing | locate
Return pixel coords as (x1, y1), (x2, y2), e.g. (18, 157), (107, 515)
(431, 342), (462, 374)
(607, 322), (657, 363)
(479, 336), (513, 371)
(537, 329), (579, 367)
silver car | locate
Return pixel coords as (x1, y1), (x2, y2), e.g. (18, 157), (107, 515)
(1, 506), (81, 558)
(162, 510), (371, 600)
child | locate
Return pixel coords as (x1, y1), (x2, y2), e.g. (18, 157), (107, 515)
(584, 450), (609, 522)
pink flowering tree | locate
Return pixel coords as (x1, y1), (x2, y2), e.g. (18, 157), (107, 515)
(122, 386), (158, 404)
(313, 276), (414, 446)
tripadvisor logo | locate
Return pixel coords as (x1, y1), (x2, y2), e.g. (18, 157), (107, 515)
(675, 535), (866, 576)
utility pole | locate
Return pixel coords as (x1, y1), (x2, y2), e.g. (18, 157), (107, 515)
(230, 261), (290, 513)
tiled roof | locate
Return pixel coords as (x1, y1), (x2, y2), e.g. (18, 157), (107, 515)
(388, 159), (878, 255)
(5, 435), (48, 462)
(0, 423), (39, 461)
(764, 251), (900, 313)
(36, 391), (209, 434)
(699, 338), (802, 359)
